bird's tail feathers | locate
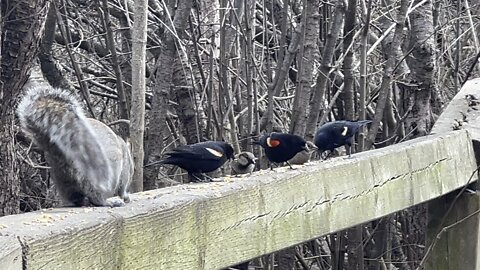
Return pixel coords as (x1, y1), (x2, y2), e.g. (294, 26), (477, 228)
(143, 159), (167, 168)
(355, 120), (372, 126)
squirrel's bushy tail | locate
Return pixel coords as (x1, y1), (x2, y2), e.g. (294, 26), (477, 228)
(17, 86), (113, 195)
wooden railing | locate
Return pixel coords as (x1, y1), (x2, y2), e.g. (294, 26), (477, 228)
(1, 79), (480, 270)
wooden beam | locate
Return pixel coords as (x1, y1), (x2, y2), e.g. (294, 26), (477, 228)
(426, 78), (480, 270)
(426, 191), (480, 270)
(431, 78), (480, 159)
(0, 130), (476, 269)
(0, 236), (22, 270)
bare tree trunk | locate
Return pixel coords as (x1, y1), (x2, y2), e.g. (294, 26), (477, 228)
(242, 0), (255, 150)
(144, 0), (193, 188)
(172, 49), (203, 144)
(38, 3), (74, 91)
(401, 1), (437, 268)
(342, 0), (357, 121)
(100, 0), (129, 138)
(224, 0), (244, 55)
(0, 0), (51, 216)
(389, 213), (411, 270)
(278, 247), (296, 270)
(260, 13), (302, 132)
(358, 0), (373, 151)
(365, 0), (409, 149)
(289, 0), (320, 136)
(129, 0), (148, 192)
(192, 0), (220, 139)
(404, 0), (436, 138)
(55, 2), (95, 116)
(331, 232), (347, 270)
(114, 2), (134, 120)
(305, 0), (345, 140)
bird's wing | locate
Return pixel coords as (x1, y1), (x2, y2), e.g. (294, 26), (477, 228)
(329, 122), (350, 137)
(345, 120), (371, 136)
(167, 143), (224, 161)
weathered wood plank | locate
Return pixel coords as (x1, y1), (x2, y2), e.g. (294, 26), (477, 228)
(0, 236), (22, 270)
(426, 191), (480, 270)
(431, 78), (480, 141)
(0, 130), (476, 269)
(0, 209), (124, 269)
(426, 78), (480, 270)
(117, 130), (476, 269)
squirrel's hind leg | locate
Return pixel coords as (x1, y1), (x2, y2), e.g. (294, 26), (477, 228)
(62, 191), (88, 207)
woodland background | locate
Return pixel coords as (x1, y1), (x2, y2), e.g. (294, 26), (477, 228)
(1, 0), (480, 269)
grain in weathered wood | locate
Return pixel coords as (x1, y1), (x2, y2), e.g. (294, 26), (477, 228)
(113, 131), (478, 269)
(116, 131), (476, 269)
(427, 191), (480, 270)
(431, 78), (480, 142)
(0, 209), (123, 269)
(0, 236), (22, 270)
(0, 130), (476, 269)
(426, 78), (480, 270)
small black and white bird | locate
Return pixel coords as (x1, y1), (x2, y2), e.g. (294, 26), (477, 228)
(253, 132), (309, 169)
(314, 120), (372, 158)
(144, 141), (234, 182)
(230, 151), (257, 175)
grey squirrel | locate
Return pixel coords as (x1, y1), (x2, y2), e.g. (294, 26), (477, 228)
(17, 85), (133, 207)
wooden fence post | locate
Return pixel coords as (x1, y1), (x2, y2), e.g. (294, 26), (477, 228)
(426, 187), (480, 270)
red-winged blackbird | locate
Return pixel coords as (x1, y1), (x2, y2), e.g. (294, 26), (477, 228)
(230, 151), (257, 175)
(253, 132), (309, 169)
(314, 120), (372, 158)
(144, 141), (234, 182)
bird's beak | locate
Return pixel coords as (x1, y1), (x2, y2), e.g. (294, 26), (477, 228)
(304, 143), (318, 152)
(306, 142), (318, 151)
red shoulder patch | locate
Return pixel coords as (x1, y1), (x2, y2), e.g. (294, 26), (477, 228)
(266, 137), (281, 148)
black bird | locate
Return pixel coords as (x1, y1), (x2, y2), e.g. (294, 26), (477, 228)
(144, 141), (234, 182)
(314, 120), (372, 158)
(230, 151), (257, 175)
(253, 132), (309, 169)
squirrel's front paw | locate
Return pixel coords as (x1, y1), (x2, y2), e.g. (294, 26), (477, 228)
(106, 198), (126, 208)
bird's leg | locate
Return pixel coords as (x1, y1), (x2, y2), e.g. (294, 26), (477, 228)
(322, 151), (332, 160)
(346, 144), (352, 158)
(286, 161), (295, 170)
(189, 173), (201, 182)
(202, 173), (214, 182)
(269, 162), (275, 171)
(190, 173), (210, 183)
